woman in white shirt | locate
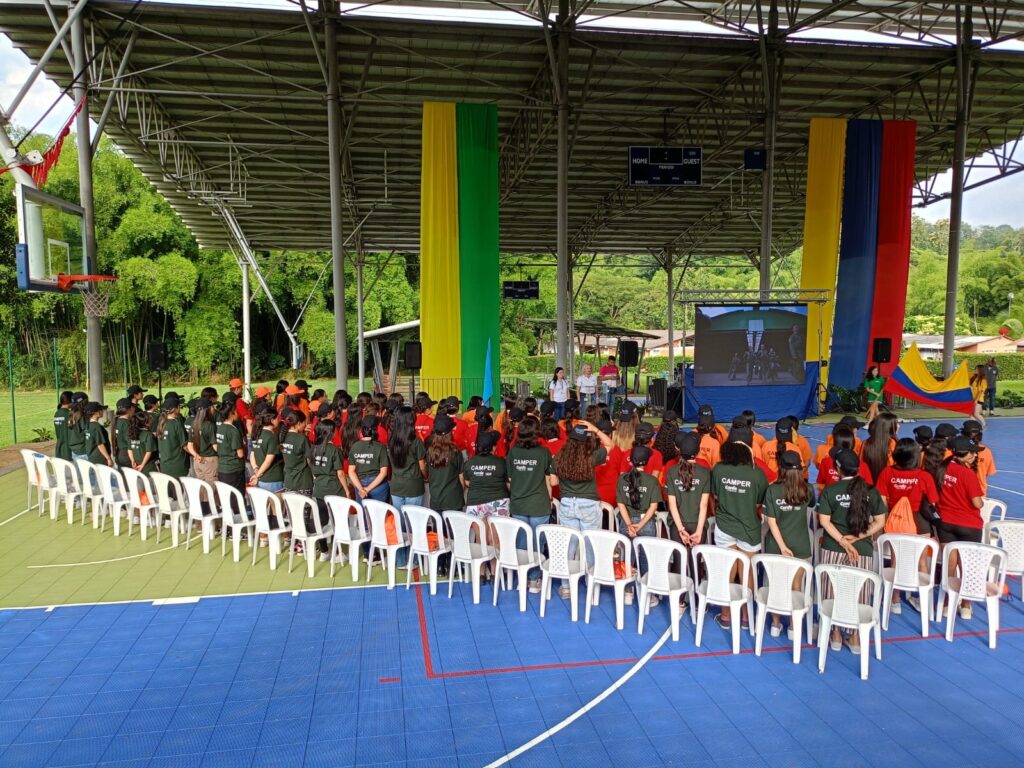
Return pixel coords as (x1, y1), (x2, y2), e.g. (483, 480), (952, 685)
(576, 363), (598, 407)
(549, 367), (569, 420)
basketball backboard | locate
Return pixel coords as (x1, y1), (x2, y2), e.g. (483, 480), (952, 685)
(14, 183), (89, 292)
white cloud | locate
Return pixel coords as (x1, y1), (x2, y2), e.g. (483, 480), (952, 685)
(0, 36), (75, 136)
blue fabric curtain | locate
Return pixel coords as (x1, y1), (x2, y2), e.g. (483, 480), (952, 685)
(829, 120), (882, 391)
(684, 363), (820, 422)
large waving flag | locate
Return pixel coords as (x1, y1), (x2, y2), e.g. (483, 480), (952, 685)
(883, 343), (974, 415)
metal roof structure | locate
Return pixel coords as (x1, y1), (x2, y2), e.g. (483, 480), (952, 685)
(2, 0), (1024, 264)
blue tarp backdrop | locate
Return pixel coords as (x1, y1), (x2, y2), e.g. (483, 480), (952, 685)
(684, 363), (821, 422)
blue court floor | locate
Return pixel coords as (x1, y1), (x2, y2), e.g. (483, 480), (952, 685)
(2, 416), (1024, 768)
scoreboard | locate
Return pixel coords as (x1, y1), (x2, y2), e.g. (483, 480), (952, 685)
(628, 146), (702, 187)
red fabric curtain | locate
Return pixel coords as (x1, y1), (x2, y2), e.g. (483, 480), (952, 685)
(866, 121), (916, 377)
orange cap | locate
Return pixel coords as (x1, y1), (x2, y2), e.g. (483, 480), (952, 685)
(284, 384), (303, 395)
(254, 385), (271, 397)
(229, 378), (244, 388)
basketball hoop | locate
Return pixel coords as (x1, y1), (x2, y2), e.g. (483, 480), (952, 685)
(58, 273), (117, 318)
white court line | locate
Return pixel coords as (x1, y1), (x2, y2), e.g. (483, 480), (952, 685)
(0, 508), (30, 526)
(27, 544), (177, 568)
(987, 484), (1024, 498)
(485, 627), (672, 767)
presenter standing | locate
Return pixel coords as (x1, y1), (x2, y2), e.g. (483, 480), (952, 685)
(549, 367), (569, 420)
(576, 363), (598, 407)
(864, 365), (886, 422)
(599, 356), (621, 408)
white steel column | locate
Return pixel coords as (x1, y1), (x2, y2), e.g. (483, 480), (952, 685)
(666, 260), (675, 375)
(356, 255), (365, 393)
(325, 6), (349, 389)
(241, 261), (252, 398)
(555, 0), (571, 370)
(71, 7), (103, 403)
(759, 2), (780, 299)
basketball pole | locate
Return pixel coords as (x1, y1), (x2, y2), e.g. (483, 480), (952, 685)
(72, 12), (103, 405)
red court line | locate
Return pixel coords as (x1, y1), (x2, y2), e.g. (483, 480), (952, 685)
(378, 677), (401, 683)
(414, 585), (1024, 679)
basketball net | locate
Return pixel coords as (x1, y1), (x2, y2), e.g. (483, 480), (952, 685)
(81, 288), (110, 318)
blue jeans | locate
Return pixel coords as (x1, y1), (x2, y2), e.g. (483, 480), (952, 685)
(579, 392), (596, 408)
(513, 514), (545, 580)
(72, 452), (89, 463)
(550, 402), (565, 420)
(257, 480), (284, 493)
(360, 475), (390, 503)
(984, 388), (996, 412)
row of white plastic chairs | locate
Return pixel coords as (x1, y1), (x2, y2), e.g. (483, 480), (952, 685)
(22, 451), (1024, 679)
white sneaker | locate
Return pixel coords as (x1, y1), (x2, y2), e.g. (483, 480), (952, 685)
(907, 594), (922, 614)
(528, 578), (542, 594)
(959, 603), (973, 620)
(648, 595), (660, 609)
(890, 599), (902, 615)
(623, 590), (634, 605)
(319, 552), (331, 562)
(770, 624), (783, 638)
(559, 585), (571, 600)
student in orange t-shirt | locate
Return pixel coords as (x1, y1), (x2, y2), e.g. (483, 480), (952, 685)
(694, 416), (722, 469)
(738, 410), (766, 458)
(463, 395), (484, 422)
(763, 419), (808, 480)
(695, 404), (729, 444)
(961, 420), (996, 495)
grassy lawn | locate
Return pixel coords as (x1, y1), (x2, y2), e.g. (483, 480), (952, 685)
(0, 378), (364, 450)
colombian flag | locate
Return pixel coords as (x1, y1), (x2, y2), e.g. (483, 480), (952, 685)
(420, 102), (501, 401)
(884, 343), (975, 415)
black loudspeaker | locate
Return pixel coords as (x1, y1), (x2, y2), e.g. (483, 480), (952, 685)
(618, 340), (640, 367)
(148, 342), (168, 372)
(666, 385), (683, 416)
(404, 341), (422, 370)
(872, 337), (892, 364)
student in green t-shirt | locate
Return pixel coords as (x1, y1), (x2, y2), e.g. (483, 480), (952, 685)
(111, 399), (135, 469)
(53, 391), (73, 462)
(665, 432), (711, 549)
(762, 450), (816, 638)
(616, 445), (662, 607)
(127, 411), (158, 475)
(155, 396), (190, 479)
(250, 406), (285, 493)
(388, 406), (427, 509)
(280, 409), (314, 494)
(710, 434), (768, 630)
(555, 421), (612, 532)
(864, 365), (886, 422)
(215, 399), (247, 496)
(507, 417), (555, 588)
(310, 418), (345, 560)
(425, 414), (464, 512)
(347, 415), (390, 502)
(67, 394), (89, 462)
(83, 402), (113, 467)
(187, 398), (220, 486)
(462, 429), (509, 518)
(817, 449), (887, 654)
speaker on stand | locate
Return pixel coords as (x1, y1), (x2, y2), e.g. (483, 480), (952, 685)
(872, 337), (892, 364)
(404, 341), (422, 400)
(148, 342), (167, 400)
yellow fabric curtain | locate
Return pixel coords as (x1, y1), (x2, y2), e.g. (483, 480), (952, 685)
(799, 117), (847, 383)
(420, 102), (462, 385)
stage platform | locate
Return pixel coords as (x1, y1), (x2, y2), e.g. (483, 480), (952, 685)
(1, 417), (1023, 767)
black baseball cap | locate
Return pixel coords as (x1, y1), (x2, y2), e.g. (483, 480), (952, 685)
(775, 418), (794, 443)
(618, 400), (638, 419)
(71, 391), (88, 404)
(476, 429), (500, 452)
(564, 398), (580, 410)
(728, 426), (754, 446)
(126, 385), (147, 396)
(596, 418), (614, 435)
(142, 394), (158, 409)
(662, 410), (679, 422)
(509, 407), (526, 422)
(698, 413), (715, 427)
(675, 432), (701, 458)
(194, 397), (213, 411)
(416, 395), (438, 410)
(698, 404), (715, 420)
(950, 435), (978, 454)
(295, 379), (310, 390)
(962, 420), (983, 434)
(912, 425), (933, 442)
(834, 449), (860, 475)
(84, 401), (107, 415)
(629, 445), (653, 466)
(568, 424), (590, 442)
(839, 415), (865, 429)
(935, 423), (958, 440)
(222, 392), (239, 406)
(433, 414), (456, 435)
(475, 405), (495, 421)
(115, 398), (134, 411)
(162, 395), (182, 411)
(635, 422), (655, 443)
(730, 415), (746, 429)
(779, 450), (802, 471)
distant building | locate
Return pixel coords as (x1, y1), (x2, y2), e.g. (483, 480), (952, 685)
(902, 334), (1017, 360)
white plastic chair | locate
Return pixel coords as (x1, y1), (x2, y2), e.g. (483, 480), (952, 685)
(985, 520), (1024, 600)
(443, 511), (494, 605)
(403, 505), (452, 595)
(601, 501), (618, 532)
(692, 545), (754, 654)
(326, 496), (370, 581)
(247, 487), (291, 570)
(180, 476), (222, 553)
(490, 516), (541, 612)
(74, 459), (105, 527)
(936, 541), (1007, 650)
(95, 464), (131, 536)
(215, 481), (256, 562)
(33, 454), (59, 520)
(981, 498), (1008, 544)
(122, 468), (160, 541)
(283, 493), (333, 578)
(583, 529), (634, 631)
(20, 449), (44, 515)
(815, 564), (883, 680)
(364, 499), (409, 589)
(876, 533), (939, 637)
(51, 458), (85, 525)
(636, 536), (694, 641)
(538, 524), (586, 621)
(751, 554), (813, 663)
(150, 472), (189, 546)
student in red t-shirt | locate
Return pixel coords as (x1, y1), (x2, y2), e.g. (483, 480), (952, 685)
(413, 395), (436, 442)
(617, 421), (664, 485)
(817, 425), (871, 490)
(936, 435), (986, 620)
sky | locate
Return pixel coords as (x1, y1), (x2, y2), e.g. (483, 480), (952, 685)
(2, 4), (1022, 229)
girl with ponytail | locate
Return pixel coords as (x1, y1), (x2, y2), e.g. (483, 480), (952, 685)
(67, 393), (89, 462)
(187, 398), (219, 485)
(280, 409), (314, 495)
(215, 398), (247, 497)
(665, 432), (710, 550)
(616, 445), (660, 607)
(250, 407), (285, 493)
(127, 411), (158, 475)
(156, 396), (189, 479)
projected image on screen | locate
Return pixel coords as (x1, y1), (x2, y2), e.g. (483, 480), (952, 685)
(693, 305), (808, 387)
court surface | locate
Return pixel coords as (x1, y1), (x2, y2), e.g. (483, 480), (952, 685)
(2, 416), (1024, 768)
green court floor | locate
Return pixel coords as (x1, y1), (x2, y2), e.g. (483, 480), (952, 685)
(0, 468), (390, 609)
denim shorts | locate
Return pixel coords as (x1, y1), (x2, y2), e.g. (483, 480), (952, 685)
(713, 526), (761, 553)
(258, 480), (284, 493)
